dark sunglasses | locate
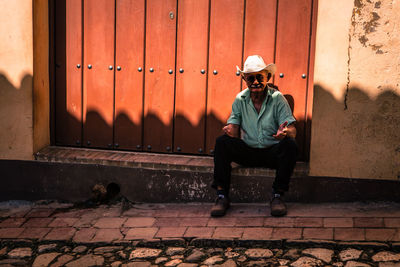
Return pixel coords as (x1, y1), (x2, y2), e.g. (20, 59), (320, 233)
(243, 74), (265, 84)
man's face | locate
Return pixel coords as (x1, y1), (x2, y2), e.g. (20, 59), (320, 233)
(242, 70), (271, 93)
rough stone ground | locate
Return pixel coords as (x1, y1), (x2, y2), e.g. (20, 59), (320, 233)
(1, 200), (400, 266)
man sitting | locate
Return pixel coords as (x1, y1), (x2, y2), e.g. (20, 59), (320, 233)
(210, 55), (297, 217)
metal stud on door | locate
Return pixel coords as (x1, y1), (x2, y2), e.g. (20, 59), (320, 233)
(143, 0), (177, 152)
(174, 0), (209, 154)
(55, 0), (83, 146)
(114, 0), (145, 150)
(83, 0), (115, 148)
(206, 0), (245, 154)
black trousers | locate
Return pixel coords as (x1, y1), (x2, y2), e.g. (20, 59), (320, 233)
(212, 134), (297, 195)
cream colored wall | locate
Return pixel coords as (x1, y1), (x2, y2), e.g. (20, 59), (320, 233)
(310, 0), (400, 180)
(0, 0), (34, 160)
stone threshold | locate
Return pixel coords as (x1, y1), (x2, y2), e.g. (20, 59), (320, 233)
(35, 146), (309, 177)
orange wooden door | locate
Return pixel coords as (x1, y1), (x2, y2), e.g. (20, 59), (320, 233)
(206, 0), (245, 154)
(274, 0), (313, 159)
(143, 0), (177, 153)
(83, 0), (115, 149)
(174, 0), (209, 154)
(55, 0), (82, 146)
(114, 0), (145, 150)
(242, 0), (277, 89)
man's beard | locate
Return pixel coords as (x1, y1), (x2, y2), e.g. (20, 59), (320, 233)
(250, 85), (267, 100)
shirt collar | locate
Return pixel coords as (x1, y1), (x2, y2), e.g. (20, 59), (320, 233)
(242, 86), (274, 105)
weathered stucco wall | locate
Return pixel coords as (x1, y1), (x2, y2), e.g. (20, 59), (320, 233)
(310, 0), (400, 180)
(0, 0), (34, 160)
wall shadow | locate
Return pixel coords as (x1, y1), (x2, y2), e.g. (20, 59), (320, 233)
(54, 88), (309, 160)
(311, 84), (400, 180)
(0, 73), (33, 158)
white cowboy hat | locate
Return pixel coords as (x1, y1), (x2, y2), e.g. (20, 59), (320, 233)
(236, 55), (276, 75)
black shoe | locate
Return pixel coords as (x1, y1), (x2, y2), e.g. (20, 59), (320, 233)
(210, 196), (230, 217)
(270, 194), (287, 217)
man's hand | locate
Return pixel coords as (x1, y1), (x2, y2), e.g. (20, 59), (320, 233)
(223, 124), (239, 138)
(273, 121), (296, 140)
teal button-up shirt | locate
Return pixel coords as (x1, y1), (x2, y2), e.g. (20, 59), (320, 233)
(227, 87), (296, 148)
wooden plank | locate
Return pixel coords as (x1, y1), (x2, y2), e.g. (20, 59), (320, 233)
(55, 0), (82, 146)
(174, 0), (209, 154)
(206, 0), (245, 154)
(242, 0), (277, 89)
(274, 0), (312, 160)
(143, 0), (177, 152)
(114, 0), (145, 150)
(83, 0), (115, 148)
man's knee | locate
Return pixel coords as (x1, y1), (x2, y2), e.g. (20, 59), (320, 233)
(215, 134), (232, 147)
(280, 137), (297, 153)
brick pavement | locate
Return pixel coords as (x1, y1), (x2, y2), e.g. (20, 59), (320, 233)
(0, 201), (400, 244)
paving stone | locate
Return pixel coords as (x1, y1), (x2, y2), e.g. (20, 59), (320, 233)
(378, 263), (400, 267)
(335, 228), (365, 241)
(0, 227), (24, 238)
(94, 217), (127, 228)
(184, 227), (214, 238)
(283, 249), (301, 260)
(166, 247), (186, 256)
(44, 227), (76, 240)
(242, 227), (272, 240)
(122, 261), (151, 267)
(65, 254), (104, 267)
(49, 254), (74, 267)
(26, 208), (55, 218)
(130, 248), (162, 259)
(290, 256), (323, 267)
(384, 218), (400, 228)
(235, 217), (264, 227)
(245, 260), (268, 266)
(271, 228), (302, 239)
(172, 255), (184, 259)
(124, 217), (156, 227)
(303, 228), (334, 240)
(203, 255), (224, 265)
(0, 246), (7, 255)
(372, 251), (400, 262)
(216, 259), (237, 267)
(61, 246), (71, 253)
(278, 259), (290, 266)
(302, 248), (334, 263)
(32, 252), (60, 267)
(0, 258), (28, 265)
(155, 257), (168, 264)
(344, 261), (371, 267)
(117, 250), (127, 259)
(93, 246), (123, 254)
(294, 217), (323, 227)
(339, 249), (363, 261)
(19, 227), (51, 239)
(179, 217), (209, 227)
(332, 262), (344, 267)
(225, 251), (240, 258)
(38, 243), (58, 253)
(264, 217), (295, 227)
(155, 227), (187, 238)
(48, 217), (79, 227)
(354, 218), (384, 228)
(111, 261), (123, 267)
(23, 217), (54, 227)
(213, 227), (244, 238)
(72, 245), (87, 253)
(0, 218), (26, 227)
(125, 227), (158, 239)
(177, 264), (198, 267)
(208, 217), (237, 227)
(165, 259), (183, 266)
(91, 228), (123, 242)
(186, 249), (206, 262)
(237, 255), (247, 262)
(8, 247), (32, 258)
(365, 229), (397, 241)
(324, 218), (354, 228)
(245, 248), (273, 259)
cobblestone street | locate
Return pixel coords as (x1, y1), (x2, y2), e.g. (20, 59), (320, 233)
(1, 200), (400, 266)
